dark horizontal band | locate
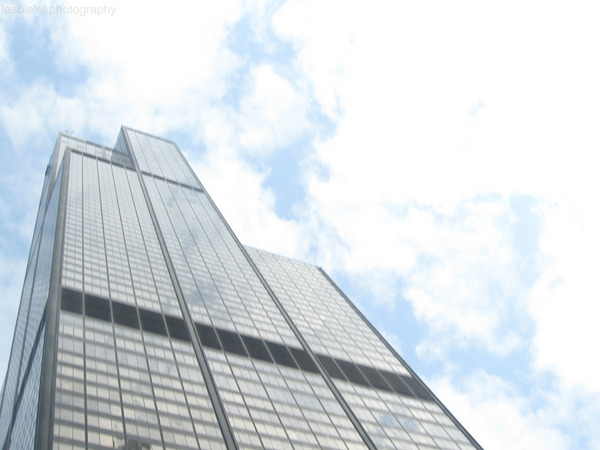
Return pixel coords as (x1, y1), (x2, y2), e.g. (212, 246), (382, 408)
(60, 287), (431, 402)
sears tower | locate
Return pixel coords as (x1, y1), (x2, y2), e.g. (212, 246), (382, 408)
(0, 127), (481, 449)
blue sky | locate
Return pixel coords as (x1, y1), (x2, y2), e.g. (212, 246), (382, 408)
(2, 1), (600, 448)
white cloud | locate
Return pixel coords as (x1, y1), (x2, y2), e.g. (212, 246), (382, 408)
(530, 199), (600, 392)
(62, 0), (242, 100)
(406, 199), (526, 354)
(190, 148), (305, 258)
(274, 0), (600, 201)
(431, 371), (574, 450)
(270, 6), (600, 447)
(0, 82), (89, 147)
(238, 64), (311, 154)
(0, 17), (10, 74)
(306, 188), (527, 355)
(1, 0), (247, 147)
(273, 0), (600, 389)
(272, 0), (356, 120)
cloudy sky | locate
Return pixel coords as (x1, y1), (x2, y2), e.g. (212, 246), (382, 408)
(1, 1), (600, 448)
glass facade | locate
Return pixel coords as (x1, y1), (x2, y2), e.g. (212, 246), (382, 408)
(0, 127), (481, 449)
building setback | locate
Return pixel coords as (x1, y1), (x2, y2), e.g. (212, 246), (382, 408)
(0, 127), (481, 449)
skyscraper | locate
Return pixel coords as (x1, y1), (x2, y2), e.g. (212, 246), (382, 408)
(0, 127), (481, 449)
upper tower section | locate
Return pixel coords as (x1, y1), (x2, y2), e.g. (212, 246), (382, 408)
(117, 127), (201, 189)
